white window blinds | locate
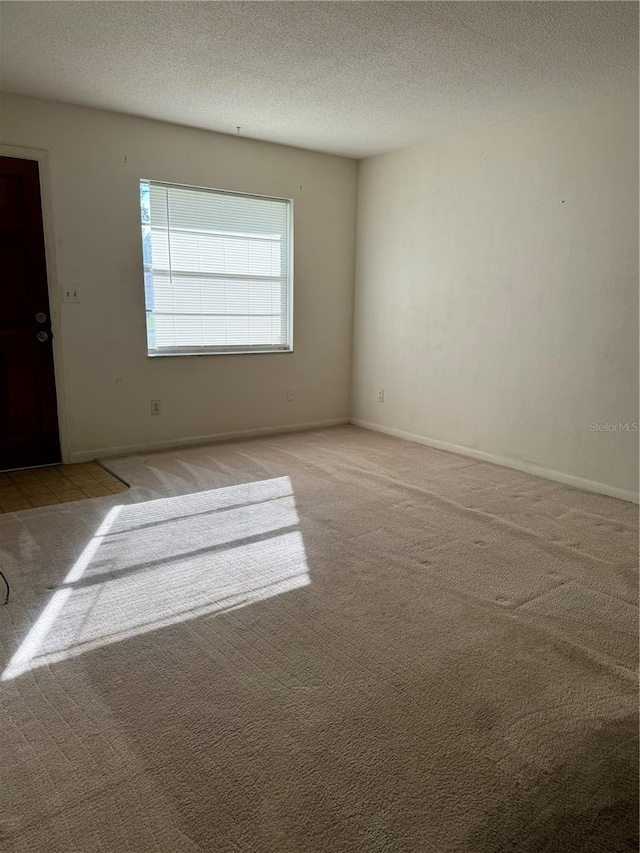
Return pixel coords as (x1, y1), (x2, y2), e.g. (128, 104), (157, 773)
(140, 180), (292, 355)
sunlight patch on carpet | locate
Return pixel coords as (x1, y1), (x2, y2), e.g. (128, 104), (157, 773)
(3, 477), (309, 680)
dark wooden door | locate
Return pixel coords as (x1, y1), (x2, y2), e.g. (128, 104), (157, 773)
(0, 156), (61, 470)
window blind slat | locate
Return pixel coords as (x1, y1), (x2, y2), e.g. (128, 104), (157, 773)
(140, 180), (291, 355)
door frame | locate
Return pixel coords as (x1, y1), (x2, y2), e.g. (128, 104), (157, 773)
(0, 145), (71, 465)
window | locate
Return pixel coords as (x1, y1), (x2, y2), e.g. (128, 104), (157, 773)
(140, 180), (292, 356)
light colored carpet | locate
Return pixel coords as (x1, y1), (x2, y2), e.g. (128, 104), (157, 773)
(0, 425), (637, 852)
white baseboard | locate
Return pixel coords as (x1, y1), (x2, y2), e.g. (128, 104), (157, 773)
(70, 418), (349, 464)
(350, 419), (639, 504)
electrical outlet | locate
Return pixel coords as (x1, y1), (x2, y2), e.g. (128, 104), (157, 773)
(150, 399), (161, 415)
(377, 389), (385, 403)
(63, 285), (80, 303)
(287, 388), (295, 402)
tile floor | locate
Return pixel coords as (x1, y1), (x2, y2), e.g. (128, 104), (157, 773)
(0, 462), (128, 513)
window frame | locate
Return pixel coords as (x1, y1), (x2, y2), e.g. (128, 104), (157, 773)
(140, 179), (294, 358)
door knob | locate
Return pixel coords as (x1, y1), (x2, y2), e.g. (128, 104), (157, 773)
(37, 331), (49, 342)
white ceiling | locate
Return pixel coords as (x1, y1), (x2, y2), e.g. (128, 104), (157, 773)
(0, 1), (637, 159)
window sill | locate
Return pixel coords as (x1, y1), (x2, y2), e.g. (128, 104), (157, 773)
(147, 348), (294, 358)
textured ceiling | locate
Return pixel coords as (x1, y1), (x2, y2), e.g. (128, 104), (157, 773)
(0, 1), (637, 158)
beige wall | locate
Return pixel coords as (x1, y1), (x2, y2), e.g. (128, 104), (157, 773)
(2, 91), (637, 499)
(352, 92), (639, 499)
(1, 93), (357, 460)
